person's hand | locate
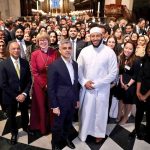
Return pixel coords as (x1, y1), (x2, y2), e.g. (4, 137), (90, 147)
(53, 107), (60, 116)
(136, 92), (145, 102)
(140, 94), (147, 102)
(75, 101), (80, 109)
(124, 84), (129, 91)
(16, 94), (26, 103)
(84, 81), (94, 90)
(120, 82), (125, 89)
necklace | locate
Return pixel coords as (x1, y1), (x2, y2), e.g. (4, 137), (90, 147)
(40, 49), (50, 71)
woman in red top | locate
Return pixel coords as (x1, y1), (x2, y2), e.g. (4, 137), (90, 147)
(30, 32), (58, 134)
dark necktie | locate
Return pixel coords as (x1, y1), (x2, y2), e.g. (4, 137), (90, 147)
(71, 40), (75, 61)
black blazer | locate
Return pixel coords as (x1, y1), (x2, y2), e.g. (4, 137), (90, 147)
(47, 57), (79, 109)
(69, 38), (87, 60)
(76, 39), (87, 60)
(0, 57), (32, 104)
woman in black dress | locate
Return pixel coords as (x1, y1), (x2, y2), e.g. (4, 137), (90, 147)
(130, 42), (150, 142)
(117, 41), (141, 125)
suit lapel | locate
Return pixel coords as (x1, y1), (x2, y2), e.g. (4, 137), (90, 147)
(20, 58), (25, 81)
(72, 61), (78, 84)
(8, 57), (20, 80)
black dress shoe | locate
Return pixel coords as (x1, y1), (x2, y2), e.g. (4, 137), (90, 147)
(10, 134), (17, 145)
(23, 128), (35, 136)
(52, 145), (61, 150)
(66, 139), (75, 149)
(129, 129), (136, 138)
(1, 112), (8, 119)
(129, 129), (145, 140)
(144, 135), (150, 144)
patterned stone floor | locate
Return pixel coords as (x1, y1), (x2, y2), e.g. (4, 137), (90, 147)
(0, 108), (150, 150)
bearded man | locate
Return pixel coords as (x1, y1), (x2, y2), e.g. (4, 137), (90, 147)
(77, 26), (118, 143)
(12, 25), (31, 59)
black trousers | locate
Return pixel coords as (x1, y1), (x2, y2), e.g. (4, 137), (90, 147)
(0, 89), (7, 112)
(51, 105), (75, 146)
(135, 99), (150, 136)
(7, 102), (29, 135)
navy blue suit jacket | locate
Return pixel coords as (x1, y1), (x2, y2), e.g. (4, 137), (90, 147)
(0, 57), (32, 104)
(47, 57), (79, 109)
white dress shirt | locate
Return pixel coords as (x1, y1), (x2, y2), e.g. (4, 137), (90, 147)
(11, 56), (20, 70)
(16, 39), (27, 54)
(70, 38), (77, 61)
(61, 56), (74, 85)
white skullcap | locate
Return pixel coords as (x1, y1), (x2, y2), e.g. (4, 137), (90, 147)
(90, 27), (101, 34)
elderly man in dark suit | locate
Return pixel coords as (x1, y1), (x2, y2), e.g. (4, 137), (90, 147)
(0, 41), (32, 144)
(47, 39), (79, 150)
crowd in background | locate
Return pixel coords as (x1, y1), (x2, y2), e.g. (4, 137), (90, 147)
(0, 13), (150, 146)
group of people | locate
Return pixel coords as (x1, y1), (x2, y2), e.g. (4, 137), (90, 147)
(0, 14), (150, 149)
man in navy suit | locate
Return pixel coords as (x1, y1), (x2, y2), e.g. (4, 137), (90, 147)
(0, 41), (32, 144)
(47, 39), (79, 150)
(68, 25), (87, 61)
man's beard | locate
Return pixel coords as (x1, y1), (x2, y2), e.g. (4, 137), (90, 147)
(91, 39), (103, 48)
(16, 35), (24, 41)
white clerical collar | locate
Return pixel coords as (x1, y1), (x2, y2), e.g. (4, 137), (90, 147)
(41, 48), (48, 53)
(61, 56), (72, 64)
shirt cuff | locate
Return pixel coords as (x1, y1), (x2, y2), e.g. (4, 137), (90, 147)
(22, 92), (27, 97)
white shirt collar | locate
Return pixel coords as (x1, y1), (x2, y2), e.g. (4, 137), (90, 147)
(70, 38), (77, 42)
(61, 56), (72, 64)
(10, 56), (20, 64)
(16, 39), (24, 43)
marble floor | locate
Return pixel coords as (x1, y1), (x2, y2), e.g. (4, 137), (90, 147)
(0, 108), (150, 150)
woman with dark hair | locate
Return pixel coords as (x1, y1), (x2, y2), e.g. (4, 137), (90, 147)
(106, 35), (119, 115)
(24, 23), (31, 35)
(60, 27), (68, 40)
(0, 40), (9, 119)
(114, 28), (123, 44)
(38, 26), (46, 33)
(80, 28), (86, 40)
(117, 41), (141, 125)
(26, 32), (38, 62)
(48, 31), (59, 51)
(130, 32), (139, 46)
(130, 42), (150, 142)
(106, 35), (119, 55)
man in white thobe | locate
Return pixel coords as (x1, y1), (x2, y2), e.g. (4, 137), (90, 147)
(77, 26), (118, 142)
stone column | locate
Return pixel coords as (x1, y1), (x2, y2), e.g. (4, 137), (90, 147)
(0, 0), (21, 20)
(0, 0), (10, 19)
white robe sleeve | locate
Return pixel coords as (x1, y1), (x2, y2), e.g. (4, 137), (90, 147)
(77, 52), (88, 87)
(93, 52), (118, 88)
